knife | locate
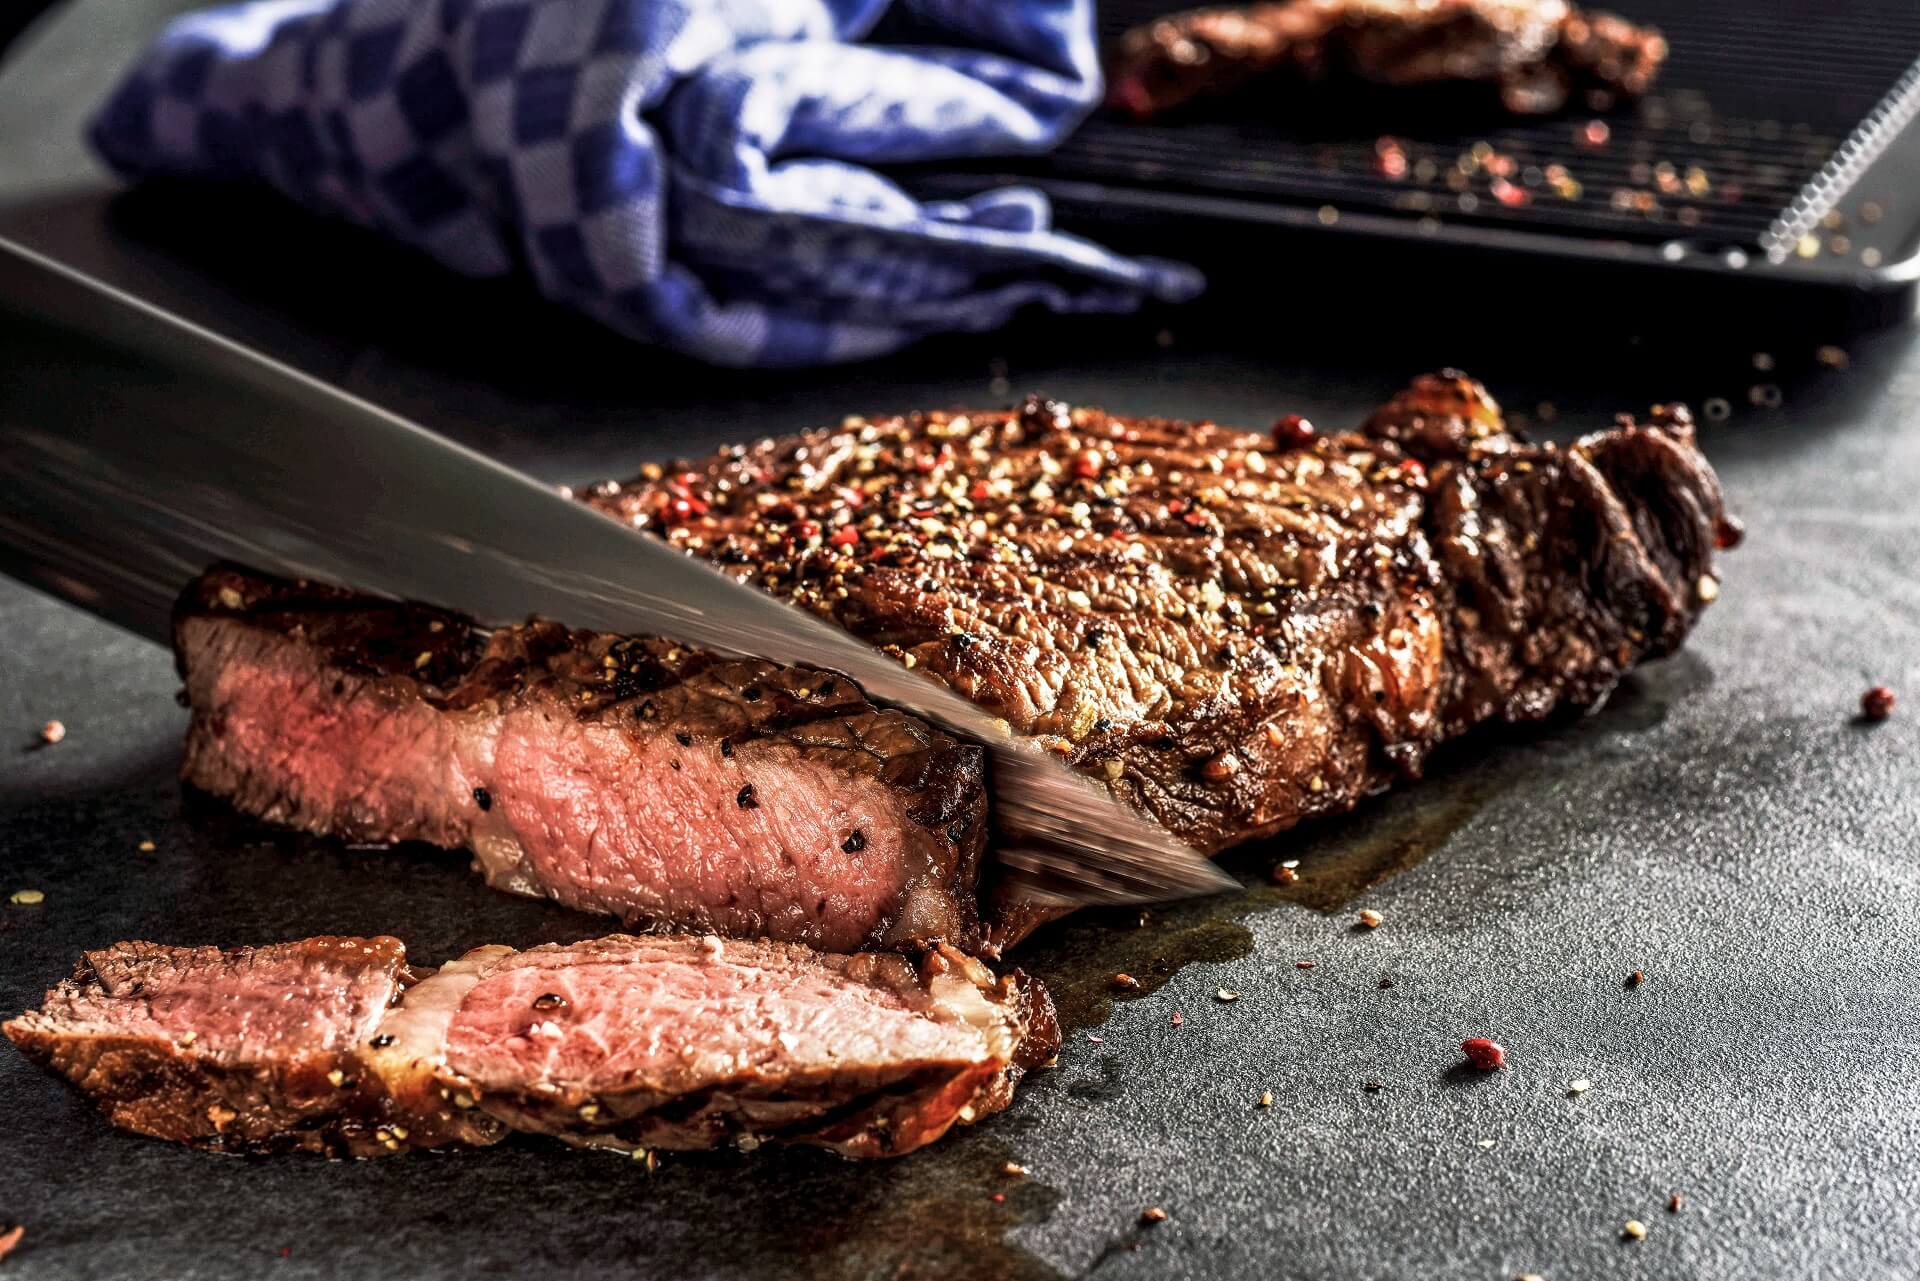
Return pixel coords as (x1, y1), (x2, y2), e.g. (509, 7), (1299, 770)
(0, 237), (1234, 907)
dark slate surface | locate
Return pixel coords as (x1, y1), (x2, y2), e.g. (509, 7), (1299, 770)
(5, 4), (1920, 1279)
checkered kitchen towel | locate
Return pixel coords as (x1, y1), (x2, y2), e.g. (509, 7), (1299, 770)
(90, 0), (1202, 366)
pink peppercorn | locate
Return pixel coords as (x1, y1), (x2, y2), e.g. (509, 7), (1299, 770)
(1461, 1037), (1506, 1070)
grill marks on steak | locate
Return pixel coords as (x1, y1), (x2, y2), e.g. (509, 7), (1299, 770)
(1106, 0), (1667, 120)
(174, 569), (989, 954)
(583, 372), (1727, 861)
(4, 935), (1055, 1159)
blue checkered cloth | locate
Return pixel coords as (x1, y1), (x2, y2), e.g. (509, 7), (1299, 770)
(90, 0), (1202, 367)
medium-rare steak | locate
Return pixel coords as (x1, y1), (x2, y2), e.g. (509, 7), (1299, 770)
(584, 373), (1730, 868)
(174, 567), (990, 954)
(1105, 0), (1667, 120)
(0, 937), (500, 1156)
(4, 934), (1055, 1159)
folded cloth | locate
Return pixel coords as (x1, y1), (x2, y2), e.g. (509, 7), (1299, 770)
(89, 0), (1202, 367)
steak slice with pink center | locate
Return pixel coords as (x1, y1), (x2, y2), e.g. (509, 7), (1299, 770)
(0, 936), (500, 1156)
(5, 934), (1055, 1159)
(173, 566), (991, 954)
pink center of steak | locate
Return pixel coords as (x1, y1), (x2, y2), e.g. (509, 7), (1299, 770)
(41, 938), (402, 1060)
(184, 622), (922, 952)
(187, 635), (477, 846)
(488, 716), (914, 952)
(442, 941), (987, 1095)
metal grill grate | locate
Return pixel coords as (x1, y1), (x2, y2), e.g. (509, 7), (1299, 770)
(974, 0), (1920, 255)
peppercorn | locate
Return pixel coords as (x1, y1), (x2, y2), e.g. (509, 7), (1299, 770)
(1862, 685), (1896, 721)
(1461, 1037), (1506, 1070)
(1200, 752), (1239, 780)
(1271, 414), (1315, 448)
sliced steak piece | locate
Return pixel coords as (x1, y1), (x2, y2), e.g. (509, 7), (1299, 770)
(1106, 0), (1666, 120)
(174, 567), (990, 955)
(583, 372), (1729, 877)
(5, 934), (1055, 1159)
(435, 935), (1053, 1156)
(0, 937), (500, 1156)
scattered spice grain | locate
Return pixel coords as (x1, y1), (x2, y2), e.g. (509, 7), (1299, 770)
(1461, 1037), (1506, 1070)
(1862, 685), (1896, 721)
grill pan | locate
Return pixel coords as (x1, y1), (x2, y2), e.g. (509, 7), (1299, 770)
(901, 0), (1920, 317)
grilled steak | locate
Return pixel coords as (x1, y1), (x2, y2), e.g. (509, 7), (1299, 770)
(584, 373), (1729, 875)
(4, 934), (1054, 1159)
(174, 567), (990, 954)
(1106, 0), (1667, 119)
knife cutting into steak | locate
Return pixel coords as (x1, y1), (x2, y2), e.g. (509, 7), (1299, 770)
(162, 372), (1729, 956)
(4, 933), (1055, 1159)
(0, 237), (1228, 911)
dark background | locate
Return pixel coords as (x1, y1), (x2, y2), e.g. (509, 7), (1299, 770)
(3, 3), (1920, 1279)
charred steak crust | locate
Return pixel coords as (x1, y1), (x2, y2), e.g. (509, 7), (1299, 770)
(173, 567), (990, 955)
(1106, 0), (1666, 120)
(5, 935), (1055, 1160)
(583, 372), (1727, 869)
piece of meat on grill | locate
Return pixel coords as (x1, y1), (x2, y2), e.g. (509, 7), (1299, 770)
(3, 933), (1056, 1159)
(584, 372), (1729, 893)
(173, 566), (991, 956)
(1107, 0), (1667, 119)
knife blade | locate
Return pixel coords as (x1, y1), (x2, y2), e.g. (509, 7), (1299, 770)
(0, 237), (1234, 907)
